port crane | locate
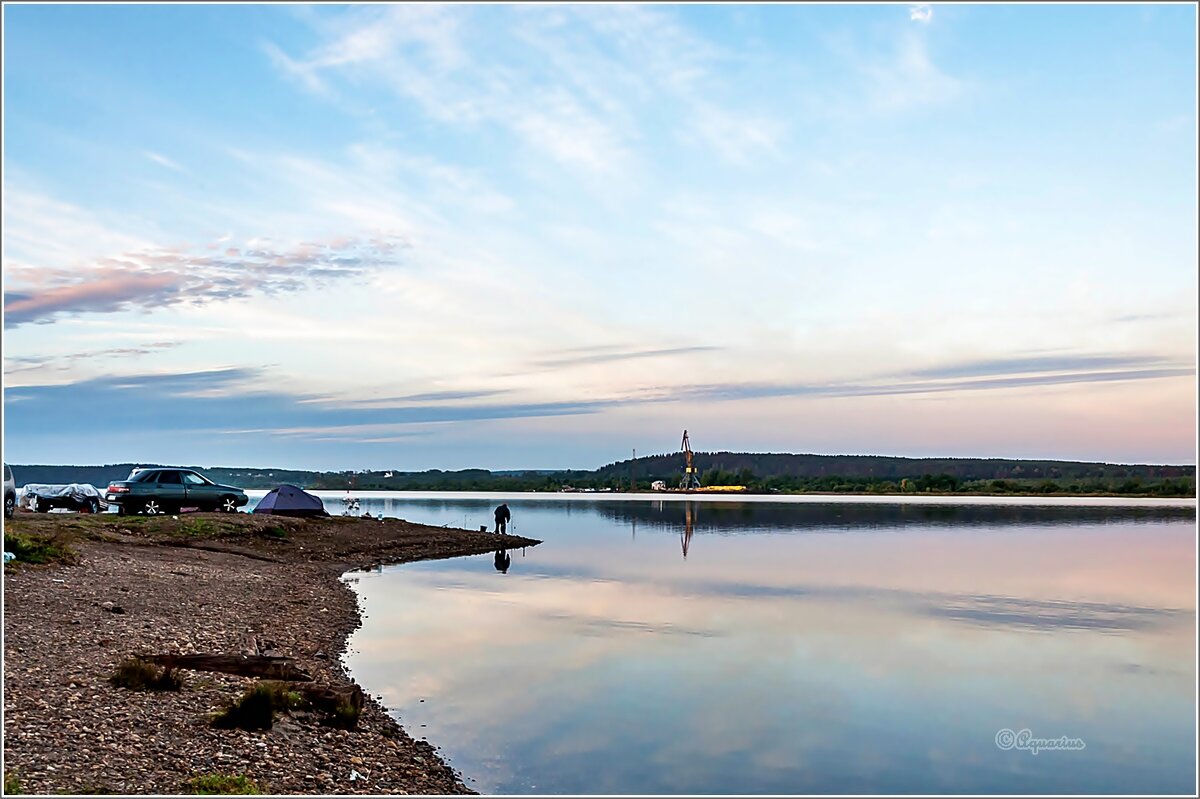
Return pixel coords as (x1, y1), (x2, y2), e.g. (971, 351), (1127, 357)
(680, 429), (701, 490)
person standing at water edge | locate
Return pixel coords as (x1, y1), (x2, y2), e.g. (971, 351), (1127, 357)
(494, 503), (511, 534)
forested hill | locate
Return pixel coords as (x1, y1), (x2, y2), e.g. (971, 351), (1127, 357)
(8, 464), (323, 490)
(6, 464), (587, 492)
(594, 452), (1195, 482)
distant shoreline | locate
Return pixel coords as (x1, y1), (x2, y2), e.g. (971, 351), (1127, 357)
(268, 489), (1198, 506)
(9, 453), (1194, 500)
(15, 485), (1197, 504)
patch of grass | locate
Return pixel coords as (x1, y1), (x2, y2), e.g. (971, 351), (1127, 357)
(109, 658), (183, 691)
(3, 530), (77, 565)
(261, 525), (288, 540)
(178, 518), (217, 537)
(260, 680), (307, 711)
(5, 769), (22, 794)
(210, 681), (306, 731)
(324, 700), (361, 730)
(184, 773), (262, 795)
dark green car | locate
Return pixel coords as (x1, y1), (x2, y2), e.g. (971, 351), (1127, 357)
(105, 468), (249, 515)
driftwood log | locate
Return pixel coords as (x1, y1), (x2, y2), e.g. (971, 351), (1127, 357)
(238, 633), (282, 659)
(297, 684), (365, 715)
(145, 653), (312, 682)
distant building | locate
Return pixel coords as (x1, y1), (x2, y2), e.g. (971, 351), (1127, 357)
(651, 480), (667, 491)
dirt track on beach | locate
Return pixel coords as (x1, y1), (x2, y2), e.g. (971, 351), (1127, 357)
(3, 511), (539, 794)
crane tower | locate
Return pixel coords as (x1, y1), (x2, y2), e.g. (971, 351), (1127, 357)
(680, 429), (701, 490)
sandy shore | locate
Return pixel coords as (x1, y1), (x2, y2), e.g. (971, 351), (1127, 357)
(2, 511), (540, 795)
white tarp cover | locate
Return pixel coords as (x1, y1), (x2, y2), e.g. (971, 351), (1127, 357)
(22, 483), (103, 500)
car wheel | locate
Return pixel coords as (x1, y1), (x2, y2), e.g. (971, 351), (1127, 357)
(86, 499), (100, 514)
(4, 494), (14, 519)
(219, 496), (239, 513)
(143, 499), (163, 515)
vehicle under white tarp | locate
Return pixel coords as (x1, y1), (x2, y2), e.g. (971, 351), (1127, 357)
(20, 483), (106, 512)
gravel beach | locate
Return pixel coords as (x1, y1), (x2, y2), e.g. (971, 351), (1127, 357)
(2, 511), (540, 795)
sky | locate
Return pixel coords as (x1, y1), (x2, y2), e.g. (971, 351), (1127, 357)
(1, 3), (1196, 471)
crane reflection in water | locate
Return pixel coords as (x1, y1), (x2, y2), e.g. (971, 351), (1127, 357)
(634, 500), (695, 558)
(681, 501), (695, 560)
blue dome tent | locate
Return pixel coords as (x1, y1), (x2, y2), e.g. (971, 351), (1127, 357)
(252, 484), (329, 517)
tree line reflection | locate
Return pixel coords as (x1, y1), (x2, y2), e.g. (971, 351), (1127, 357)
(598, 501), (1195, 560)
(598, 501), (1194, 533)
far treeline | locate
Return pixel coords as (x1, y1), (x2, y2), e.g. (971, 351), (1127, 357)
(10, 452), (1196, 497)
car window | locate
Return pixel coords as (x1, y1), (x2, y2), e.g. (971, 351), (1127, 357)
(3, 465), (10, 481)
(157, 471), (182, 484)
(182, 472), (208, 485)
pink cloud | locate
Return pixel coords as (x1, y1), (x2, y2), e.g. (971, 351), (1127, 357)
(5, 268), (188, 325)
(3, 233), (409, 328)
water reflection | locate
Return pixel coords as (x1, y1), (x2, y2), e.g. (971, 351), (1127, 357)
(252, 492), (1195, 534)
(341, 497), (1196, 795)
(494, 549), (511, 574)
(597, 500), (1196, 532)
(681, 502), (694, 560)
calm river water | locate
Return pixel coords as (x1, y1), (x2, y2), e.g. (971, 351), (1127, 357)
(314, 493), (1195, 794)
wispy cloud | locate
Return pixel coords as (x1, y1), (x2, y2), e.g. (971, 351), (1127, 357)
(4, 269), (187, 327)
(537, 5), (785, 165)
(264, 4), (784, 172)
(305, 389), (511, 408)
(143, 151), (185, 172)
(909, 4), (934, 24)
(664, 358), (1195, 404)
(262, 40), (328, 95)
(1111, 310), (1188, 324)
(3, 367), (617, 437)
(3, 235), (408, 328)
(345, 145), (514, 215)
(687, 103), (784, 165)
(534, 346), (720, 369)
(820, 22), (964, 116)
(3, 342), (182, 376)
(29, 353), (1184, 447)
(262, 6), (631, 174)
(2, 185), (153, 268)
(904, 353), (1175, 380)
(862, 32), (962, 111)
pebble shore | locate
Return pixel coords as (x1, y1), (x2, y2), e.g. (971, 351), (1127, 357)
(3, 512), (539, 794)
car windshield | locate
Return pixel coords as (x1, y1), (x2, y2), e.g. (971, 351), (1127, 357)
(134, 471), (158, 482)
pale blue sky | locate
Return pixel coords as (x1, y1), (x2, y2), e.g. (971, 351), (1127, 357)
(2, 3), (1196, 470)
